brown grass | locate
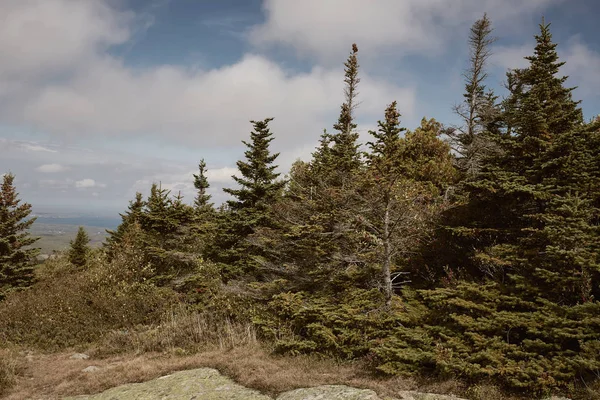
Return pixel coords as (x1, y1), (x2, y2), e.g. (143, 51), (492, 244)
(0, 348), (20, 396)
(4, 345), (419, 400)
(92, 304), (257, 357)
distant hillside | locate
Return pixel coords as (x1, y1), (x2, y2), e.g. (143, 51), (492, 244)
(28, 214), (121, 255)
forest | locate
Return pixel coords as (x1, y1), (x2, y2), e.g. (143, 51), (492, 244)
(1, 14), (599, 400)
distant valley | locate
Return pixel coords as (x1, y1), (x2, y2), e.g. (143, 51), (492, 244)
(29, 213), (121, 255)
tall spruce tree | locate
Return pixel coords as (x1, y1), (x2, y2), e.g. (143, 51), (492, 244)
(248, 46), (368, 290)
(320, 44), (363, 182)
(224, 118), (285, 216)
(450, 13), (499, 176)
(365, 102), (407, 305)
(193, 159), (213, 213)
(0, 173), (39, 300)
(69, 226), (91, 267)
(215, 118), (285, 275)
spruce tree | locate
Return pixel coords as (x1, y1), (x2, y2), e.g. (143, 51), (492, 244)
(366, 108), (455, 306)
(0, 173), (39, 300)
(140, 185), (198, 283)
(250, 45), (370, 291)
(215, 118), (285, 275)
(69, 226), (91, 267)
(322, 44), (363, 182)
(104, 192), (145, 258)
(365, 103), (406, 305)
(193, 159), (213, 213)
(395, 21), (600, 392)
(448, 14), (499, 175)
(224, 118), (285, 217)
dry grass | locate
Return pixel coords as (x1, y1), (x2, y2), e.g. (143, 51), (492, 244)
(4, 345), (418, 400)
(0, 348), (20, 396)
(93, 304), (257, 357)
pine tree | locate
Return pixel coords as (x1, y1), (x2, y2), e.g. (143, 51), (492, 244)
(0, 173), (39, 300)
(365, 110), (456, 305)
(69, 226), (91, 267)
(365, 102), (406, 305)
(248, 46), (368, 290)
(214, 118), (285, 275)
(450, 13), (500, 176)
(396, 21), (600, 392)
(504, 20), (583, 168)
(193, 159), (213, 213)
(224, 118), (285, 216)
(104, 192), (145, 258)
(325, 44), (363, 182)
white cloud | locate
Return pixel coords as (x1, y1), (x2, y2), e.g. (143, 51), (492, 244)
(39, 178), (74, 189)
(75, 178), (106, 189)
(250, 0), (561, 62)
(491, 44), (531, 71)
(206, 167), (239, 183)
(562, 38), (600, 96)
(36, 163), (68, 173)
(0, 0), (414, 150)
(0, 0), (132, 80)
(20, 143), (58, 153)
(16, 56), (414, 148)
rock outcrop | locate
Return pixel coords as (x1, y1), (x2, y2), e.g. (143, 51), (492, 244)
(66, 368), (469, 400)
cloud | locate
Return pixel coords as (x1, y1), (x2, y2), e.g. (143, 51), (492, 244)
(562, 37), (600, 96)
(39, 178), (74, 189)
(491, 44), (531, 71)
(75, 178), (106, 189)
(15, 56), (414, 148)
(36, 163), (68, 173)
(250, 0), (561, 62)
(0, 0), (414, 150)
(20, 143), (58, 153)
(0, 0), (132, 80)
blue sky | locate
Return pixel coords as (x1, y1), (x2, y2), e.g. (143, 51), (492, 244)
(0, 0), (598, 215)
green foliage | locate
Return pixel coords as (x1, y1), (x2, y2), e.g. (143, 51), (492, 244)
(104, 192), (145, 259)
(450, 13), (500, 176)
(254, 288), (411, 358)
(68, 226), (91, 267)
(0, 173), (39, 301)
(0, 240), (176, 350)
(2, 18), (597, 399)
(193, 159), (213, 212)
(214, 118), (286, 276)
(371, 284), (600, 395)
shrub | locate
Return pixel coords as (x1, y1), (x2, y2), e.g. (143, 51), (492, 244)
(0, 246), (177, 350)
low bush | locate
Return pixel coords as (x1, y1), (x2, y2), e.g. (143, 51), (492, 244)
(0, 245), (177, 350)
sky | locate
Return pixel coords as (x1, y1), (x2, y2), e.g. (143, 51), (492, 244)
(0, 0), (598, 216)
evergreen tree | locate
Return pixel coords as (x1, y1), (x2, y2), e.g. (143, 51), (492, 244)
(319, 44), (363, 182)
(393, 21), (600, 392)
(365, 103), (406, 305)
(69, 226), (91, 267)
(503, 20), (583, 166)
(140, 185), (199, 283)
(104, 192), (145, 258)
(224, 118), (285, 216)
(449, 13), (499, 176)
(193, 159), (213, 213)
(0, 173), (39, 300)
(214, 118), (285, 275)
(248, 46), (368, 290)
